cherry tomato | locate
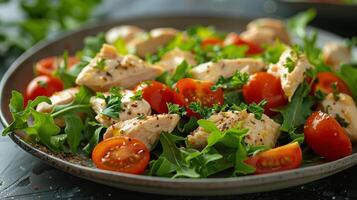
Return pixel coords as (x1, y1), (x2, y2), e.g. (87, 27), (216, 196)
(173, 78), (224, 117)
(25, 75), (64, 103)
(304, 111), (352, 161)
(311, 72), (351, 96)
(35, 56), (79, 77)
(201, 37), (223, 47)
(224, 33), (263, 55)
(92, 136), (150, 174)
(243, 72), (287, 116)
(135, 81), (174, 113)
(245, 142), (302, 174)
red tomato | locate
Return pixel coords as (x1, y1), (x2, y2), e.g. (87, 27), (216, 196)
(135, 81), (174, 113)
(304, 111), (352, 161)
(173, 78), (224, 117)
(312, 72), (351, 95)
(92, 136), (150, 174)
(224, 33), (263, 55)
(25, 75), (64, 102)
(243, 72), (287, 116)
(201, 37), (223, 47)
(245, 142), (302, 174)
(35, 56), (79, 77)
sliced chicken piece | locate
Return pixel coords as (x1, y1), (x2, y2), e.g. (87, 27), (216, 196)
(105, 25), (144, 44)
(322, 93), (357, 142)
(75, 44), (163, 91)
(157, 48), (197, 74)
(127, 27), (178, 57)
(268, 49), (313, 101)
(322, 42), (351, 71)
(36, 87), (79, 113)
(104, 114), (180, 150)
(90, 90), (151, 127)
(188, 110), (281, 149)
(241, 18), (291, 45)
(190, 58), (265, 82)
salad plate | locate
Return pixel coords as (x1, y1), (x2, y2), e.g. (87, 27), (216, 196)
(1, 15), (357, 196)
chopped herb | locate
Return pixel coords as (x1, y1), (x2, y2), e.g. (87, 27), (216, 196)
(167, 103), (187, 117)
(314, 90), (327, 101)
(331, 82), (340, 101)
(130, 90), (143, 101)
(212, 71), (249, 91)
(233, 100), (267, 120)
(188, 102), (225, 119)
(101, 87), (123, 119)
(95, 58), (106, 71)
(137, 114), (147, 120)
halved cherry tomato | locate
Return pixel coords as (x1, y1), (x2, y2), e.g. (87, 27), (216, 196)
(25, 75), (64, 103)
(224, 33), (263, 55)
(201, 37), (223, 47)
(304, 111), (352, 161)
(245, 142), (302, 174)
(135, 81), (174, 113)
(311, 72), (351, 95)
(242, 72), (287, 116)
(92, 136), (150, 174)
(173, 78), (224, 117)
(35, 56), (79, 77)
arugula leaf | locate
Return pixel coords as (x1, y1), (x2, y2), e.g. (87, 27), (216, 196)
(279, 82), (314, 142)
(156, 60), (192, 87)
(337, 63), (357, 101)
(113, 37), (128, 55)
(287, 9), (316, 39)
(50, 134), (67, 151)
(100, 87), (123, 119)
(64, 115), (83, 153)
(212, 71), (249, 91)
(261, 40), (287, 64)
(54, 51), (76, 88)
(130, 90), (143, 101)
(83, 125), (104, 155)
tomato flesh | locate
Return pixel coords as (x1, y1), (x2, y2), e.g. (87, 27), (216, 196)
(304, 111), (352, 161)
(312, 72), (351, 95)
(135, 81), (174, 113)
(245, 142), (303, 174)
(243, 72), (287, 116)
(25, 75), (64, 103)
(201, 37), (223, 47)
(173, 78), (224, 117)
(92, 136), (150, 174)
(224, 33), (263, 55)
(35, 56), (79, 77)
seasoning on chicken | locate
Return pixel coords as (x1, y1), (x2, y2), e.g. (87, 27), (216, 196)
(157, 48), (197, 74)
(75, 44), (163, 91)
(103, 114), (180, 150)
(190, 58), (265, 82)
(322, 42), (351, 71)
(127, 28), (178, 57)
(241, 18), (291, 45)
(322, 93), (357, 142)
(105, 25), (144, 44)
(90, 90), (151, 127)
(268, 49), (313, 101)
(188, 110), (281, 149)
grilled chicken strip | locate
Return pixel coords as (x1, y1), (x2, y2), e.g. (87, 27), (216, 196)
(127, 28), (178, 58)
(322, 93), (357, 142)
(105, 25), (144, 44)
(36, 87), (79, 113)
(268, 49), (313, 101)
(157, 48), (197, 74)
(241, 18), (291, 45)
(190, 58), (265, 82)
(90, 90), (151, 127)
(104, 114), (180, 150)
(75, 44), (163, 91)
(322, 42), (351, 71)
(188, 110), (281, 149)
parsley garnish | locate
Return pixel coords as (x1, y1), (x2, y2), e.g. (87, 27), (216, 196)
(188, 102), (225, 119)
(167, 103), (187, 117)
(130, 90), (143, 101)
(232, 100), (267, 120)
(101, 87), (123, 119)
(331, 82), (340, 101)
(95, 58), (106, 71)
(314, 90), (327, 101)
(211, 71), (249, 91)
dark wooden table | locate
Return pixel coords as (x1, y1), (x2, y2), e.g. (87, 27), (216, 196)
(0, 0), (356, 199)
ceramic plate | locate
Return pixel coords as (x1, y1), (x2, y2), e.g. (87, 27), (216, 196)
(1, 16), (356, 196)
